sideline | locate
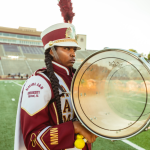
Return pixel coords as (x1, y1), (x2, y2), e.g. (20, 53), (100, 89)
(117, 98), (150, 105)
(122, 140), (145, 150)
(11, 80), (146, 150)
(108, 96), (150, 105)
(11, 81), (23, 87)
(121, 99), (150, 105)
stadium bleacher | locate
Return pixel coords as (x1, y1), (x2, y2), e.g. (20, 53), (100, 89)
(73, 50), (98, 69)
(1, 59), (31, 75)
(0, 44), (4, 56)
(40, 47), (45, 52)
(21, 46), (43, 54)
(0, 43), (98, 76)
(0, 62), (3, 75)
(23, 53), (44, 59)
(2, 44), (22, 56)
(27, 60), (45, 72)
(3, 44), (19, 52)
(0, 43), (46, 76)
(0, 44), (44, 59)
(76, 50), (97, 59)
(19, 45), (44, 59)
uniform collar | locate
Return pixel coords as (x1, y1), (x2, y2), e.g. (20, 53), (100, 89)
(34, 61), (73, 77)
(52, 61), (73, 76)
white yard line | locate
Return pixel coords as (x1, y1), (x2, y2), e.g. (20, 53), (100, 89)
(122, 140), (145, 150)
(119, 98), (150, 105)
(11, 81), (23, 87)
(108, 96), (150, 105)
(0, 60), (4, 75)
(120, 99), (150, 105)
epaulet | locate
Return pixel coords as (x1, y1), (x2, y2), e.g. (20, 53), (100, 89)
(30, 68), (47, 77)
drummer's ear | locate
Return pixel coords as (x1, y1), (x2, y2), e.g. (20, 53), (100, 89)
(49, 49), (54, 57)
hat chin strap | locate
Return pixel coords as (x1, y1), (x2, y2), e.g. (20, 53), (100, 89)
(51, 46), (62, 64)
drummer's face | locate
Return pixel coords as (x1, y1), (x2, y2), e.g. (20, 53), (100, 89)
(50, 46), (77, 68)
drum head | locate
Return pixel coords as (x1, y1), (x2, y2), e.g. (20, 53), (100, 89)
(71, 49), (150, 140)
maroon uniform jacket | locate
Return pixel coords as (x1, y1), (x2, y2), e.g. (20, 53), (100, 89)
(19, 61), (91, 150)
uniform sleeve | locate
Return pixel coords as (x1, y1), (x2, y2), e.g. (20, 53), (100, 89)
(21, 75), (75, 150)
(36, 121), (75, 150)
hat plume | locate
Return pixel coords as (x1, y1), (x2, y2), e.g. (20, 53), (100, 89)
(58, 0), (75, 23)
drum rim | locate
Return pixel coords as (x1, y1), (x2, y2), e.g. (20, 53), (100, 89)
(71, 48), (150, 140)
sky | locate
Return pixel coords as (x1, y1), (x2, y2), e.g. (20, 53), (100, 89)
(0, 0), (150, 55)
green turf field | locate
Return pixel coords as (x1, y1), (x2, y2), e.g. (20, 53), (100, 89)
(0, 80), (150, 150)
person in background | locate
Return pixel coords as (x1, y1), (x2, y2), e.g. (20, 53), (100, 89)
(26, 74), (28, 79)
(18, 72), (20, 78)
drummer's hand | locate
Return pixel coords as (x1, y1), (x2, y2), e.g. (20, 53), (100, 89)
(73, 121), (97, 143)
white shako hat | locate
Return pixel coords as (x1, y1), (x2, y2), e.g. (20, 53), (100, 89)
(41, 23), (81, 51)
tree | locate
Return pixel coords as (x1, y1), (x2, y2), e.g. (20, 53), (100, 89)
(148, 53), (150, 60)
(129, 49), (137, 53)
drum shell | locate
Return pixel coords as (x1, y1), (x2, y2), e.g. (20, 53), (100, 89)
(71, 49), (150, 140)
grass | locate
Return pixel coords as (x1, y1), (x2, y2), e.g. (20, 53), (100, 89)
(0, 80), (23, 150)
(92, 138), (136, 150)
(106, 89), (150, 121)
(0, 80), (149, 150)
(129, 130), (150, 150)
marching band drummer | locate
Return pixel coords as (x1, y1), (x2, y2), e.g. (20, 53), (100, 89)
(14, 22), (97, 150)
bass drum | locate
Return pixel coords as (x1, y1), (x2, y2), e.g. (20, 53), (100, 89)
(71, 49), (150, 140)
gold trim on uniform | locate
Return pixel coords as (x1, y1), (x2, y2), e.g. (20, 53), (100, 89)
(21, 101), (49, 116)
(53, 63), (69, 76)
(49, 39), (78, 46)
(53, 103), (59, 125)
(63, 114), (71, 122)
(30, 131), (43, 149)
(63, 99), (71, 113)
(61, 85), (69, 97)
(54, 72), (73, 123)
(50, 128), (58, 145)
(49, 41), (54, 46)
(36, 73), (52, 84)
(41, 128), (51, 150)
(36, 141), (44, 150)
(22, 73), (52, 116)
(30, 133), (37, 147)
(60, 85), (65, 98)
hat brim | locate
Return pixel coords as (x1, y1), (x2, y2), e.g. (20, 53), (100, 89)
(44, 41), (81, 51)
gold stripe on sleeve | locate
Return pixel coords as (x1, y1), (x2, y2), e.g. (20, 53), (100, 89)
(53, 103), (59, 125)
(41, 128), (51, 150)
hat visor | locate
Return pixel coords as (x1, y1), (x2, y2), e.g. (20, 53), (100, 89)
(44, 42), (81, 51)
